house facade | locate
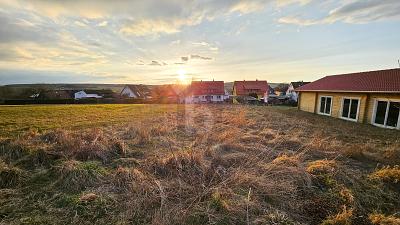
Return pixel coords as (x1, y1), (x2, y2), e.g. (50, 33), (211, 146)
(184, 81), (228, 103)
(296, 68), (400, 129)
(286, 81), (310, 102)
(233, 80), (269, 103)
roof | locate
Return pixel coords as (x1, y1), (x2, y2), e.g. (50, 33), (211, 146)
(290, 81), (310, 89)
(273, 83), (289, 92)
(189, 81), (225, 95)
(296, 68), (400, 93)
(233, 80), (268, 95)
(122, 85), (151, 97)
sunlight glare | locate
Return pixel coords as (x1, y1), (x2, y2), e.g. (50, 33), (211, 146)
(177, 69), (188, 84)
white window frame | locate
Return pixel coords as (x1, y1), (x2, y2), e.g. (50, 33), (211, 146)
(318, 96), (333, 116)
(340, 97), (361, 122)
(371, 98), (400, 130)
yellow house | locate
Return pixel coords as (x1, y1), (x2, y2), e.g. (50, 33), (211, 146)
(296, 68), (400, 129)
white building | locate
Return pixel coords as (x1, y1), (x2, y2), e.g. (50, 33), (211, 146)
(286, 81), (310, 102)
(74, 91), (103, 100)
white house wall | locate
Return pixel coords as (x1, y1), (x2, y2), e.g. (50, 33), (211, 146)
(185, 95), (227, 103)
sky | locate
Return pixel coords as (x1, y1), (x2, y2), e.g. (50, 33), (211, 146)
(0, 0), (400, 85)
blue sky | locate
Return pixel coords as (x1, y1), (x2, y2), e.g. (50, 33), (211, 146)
(0, 0), (399, 85)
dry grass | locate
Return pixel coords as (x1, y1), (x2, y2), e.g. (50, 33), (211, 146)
(321, 206), (353, 225)
(369, 213), (400, 225)
(0, 104), (399, 225)
(307, 159), (337, 175)
(369, 166), (400, 184)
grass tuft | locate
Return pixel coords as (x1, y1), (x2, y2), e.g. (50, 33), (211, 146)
(320, 206), (353, 225)
(0, 159), (25, 188)
(369, 166), (400, 184)
(53, 160), (106, 192)
(307, 159), (337, 175)
(369, 213), (400, 225)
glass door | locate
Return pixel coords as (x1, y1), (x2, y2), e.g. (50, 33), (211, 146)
(373, 100), (400, 129)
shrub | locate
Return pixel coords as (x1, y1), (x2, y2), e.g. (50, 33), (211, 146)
(320, 206), (353, 225)
(369, 166), (400, 184)
(369, 213), (400, 225)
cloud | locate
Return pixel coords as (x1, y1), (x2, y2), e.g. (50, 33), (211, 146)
(120, 19), (183, 36)
(190, 54), (212, 60)
(0, 11), (56, 43)
(74, 20), (87, 27)
(1, 0), (311, 37)
(279, 0), (400, 26)
(97, 21), (108, 27)
(170, 40), (181, 45)
(148, 60), (167, 66)
(278, 16), (320, 26)
(327, 0), (400, 23)
(179, 54), (213, 62)
(192, 41), (219, 52)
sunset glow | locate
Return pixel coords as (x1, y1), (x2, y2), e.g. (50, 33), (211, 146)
(0, 1), (399, 84)
(177, 69), (189, 84)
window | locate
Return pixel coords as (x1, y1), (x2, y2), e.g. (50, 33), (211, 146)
(341, 98), (360, 121)
(319, 96), (332, 115)
(373, 100), (400, 129)
(217, 95), (221, 99)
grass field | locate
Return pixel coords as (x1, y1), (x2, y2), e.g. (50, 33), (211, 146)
(0, 104), (399, 225)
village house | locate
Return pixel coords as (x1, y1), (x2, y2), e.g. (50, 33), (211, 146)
(120, 85), (151, 99)
(233, 80), (269, 103)
(151, 84), (185, 103)
(286, 81), (310, 102)
(74, 90), (103, 100)
(184, 80), (228, 103)
(296, 68), (400, 129)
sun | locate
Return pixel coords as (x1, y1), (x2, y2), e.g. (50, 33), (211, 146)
(177, 69), (188, 84)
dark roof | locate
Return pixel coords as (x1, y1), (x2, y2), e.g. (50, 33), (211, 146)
(274, 83), (289, 92)
(296, 68), (400, 93)
(233, 80), (268, 95)
(123, 85), (151, 98)
(290, 81), (310, 89)
(189, 81), (225, 95)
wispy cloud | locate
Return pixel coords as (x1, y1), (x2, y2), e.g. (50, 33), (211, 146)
(190, 54), (212, 60)
(148, 60), (167, 66)
(279, 0), (400, 26)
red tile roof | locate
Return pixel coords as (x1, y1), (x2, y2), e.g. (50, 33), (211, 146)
(189, 81), (225, 95)
(233, 80), (269, 95)
(296, 68), (400, 93)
